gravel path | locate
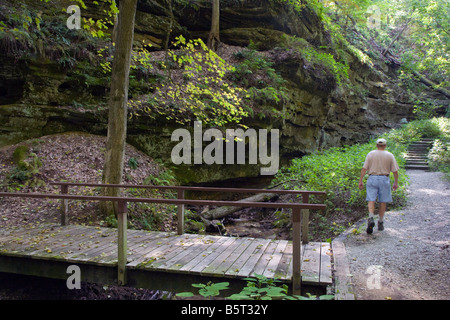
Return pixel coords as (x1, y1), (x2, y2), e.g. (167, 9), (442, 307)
(340, 170), (449, 300)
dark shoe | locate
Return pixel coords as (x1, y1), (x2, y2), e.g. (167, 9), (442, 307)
(378, 221), (384, 231)
(366, 217), (375, 234)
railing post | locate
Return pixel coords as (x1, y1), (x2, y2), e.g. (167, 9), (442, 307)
(302, 194), (310, 244)
(117, 200), (127, 286)
(177, 189), (185, 235)
(292, 206), (302, 296)
(60, 184), (69, 226)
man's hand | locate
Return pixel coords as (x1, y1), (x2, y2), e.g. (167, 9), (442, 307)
(392, 182), (398, 191)
(392, 171), (399, 191)
(359, 168), (367, 191)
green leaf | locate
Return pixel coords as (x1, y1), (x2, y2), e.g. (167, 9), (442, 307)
(319, 295), (335, 300)
(176, 292), (194, 297)
(213, 282), (230, 289)
(228, 294), (250, 300)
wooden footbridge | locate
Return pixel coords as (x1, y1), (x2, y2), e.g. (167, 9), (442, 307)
(0, 183), (331, 295)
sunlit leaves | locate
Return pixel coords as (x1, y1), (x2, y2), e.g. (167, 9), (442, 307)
(130, 36), (248, 127)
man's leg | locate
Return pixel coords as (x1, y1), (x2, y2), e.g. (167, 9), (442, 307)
(365, 175), (377, 234)
(368, 201), (375, 216)
(367, 201), (376, 234)
(378, 202), (386, 230)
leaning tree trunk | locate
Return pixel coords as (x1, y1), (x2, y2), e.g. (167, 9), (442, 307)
(101, 0), (138, 217)
(200, 193), (279, 220)
(207, 0), (220, 51)
(411, 70), (450, 99)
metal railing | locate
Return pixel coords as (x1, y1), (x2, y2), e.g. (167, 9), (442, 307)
(0, 182), (326, 295)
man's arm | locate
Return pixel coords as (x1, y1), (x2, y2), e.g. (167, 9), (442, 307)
(392, 171), (399, 191)
(358, 168), (367, 190)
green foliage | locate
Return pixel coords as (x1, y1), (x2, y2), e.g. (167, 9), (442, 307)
(230, 46), (288, 114)
(280, 34), (350, 88)
(0, 2), (106, 67)
(144, 169), (177, 186)
(395, 117), (449, 140)
(176, 273), (334, 300)
(324, 0), (449, 97)
(300, 46), (349, 86)
(127, 157), (139, 170)
(428, 138), (450, 180)
(228, 274), (288, 300)
(111, 169), (179, 231)
(8, 147), (44, 188)
(184, 209), (206, 234)
(286, 292), (335, 300)
(12, 145), (30, 164)
(97, 40), (155, 79)
(177, 282), (230, 299)
(129, 36), (248, 127)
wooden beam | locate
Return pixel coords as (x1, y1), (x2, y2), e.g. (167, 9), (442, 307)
(117, 200), (127, 286)
(177, 189), (184, 235)
(302, 194), (310, 244)
(292, 207), (302, 295)
(60, 184), (69, 226)
(332, 240), (355, 300)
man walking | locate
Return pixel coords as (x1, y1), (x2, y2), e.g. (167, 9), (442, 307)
(358, 138), (399, 234)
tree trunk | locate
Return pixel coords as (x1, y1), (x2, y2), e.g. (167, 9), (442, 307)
(207, 0), (220, 51)
(382, 16), (413, 57)
(411, 70), (450, 99)
(201, 193), (279, 220)
(101, 0), (138, 217)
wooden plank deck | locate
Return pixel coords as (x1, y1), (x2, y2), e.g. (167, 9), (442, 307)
(0, 223), (332, 290)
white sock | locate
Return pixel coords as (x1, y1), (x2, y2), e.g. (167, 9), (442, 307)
(368, 212), (375, 219)
(379, 216), (384, 222)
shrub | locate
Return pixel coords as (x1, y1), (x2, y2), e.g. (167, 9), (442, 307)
(394, 117), (449, 140)
(12, 145), (29, 164)
(428, 138), (450, 180)
(8, 151), (44, 188)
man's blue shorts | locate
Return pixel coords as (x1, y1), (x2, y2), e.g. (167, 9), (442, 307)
(366, 175), (393, 203)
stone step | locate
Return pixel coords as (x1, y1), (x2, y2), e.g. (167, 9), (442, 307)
(405, 153), (428, 157)
(405, 165), (429, 170)
(406, 159), (428, 163)
(408, 153), (429, 157)
(405, 155), (428, 158)
(406, 162), (428, 166)
(408, 144), (431, 148)
(409, 142), (433, 148)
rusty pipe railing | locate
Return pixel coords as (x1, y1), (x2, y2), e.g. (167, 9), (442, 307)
(49, 182), (326, 241)
(0, 184), (326, 295)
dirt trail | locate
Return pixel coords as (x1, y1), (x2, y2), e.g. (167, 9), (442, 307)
(340, 170), (450, 300)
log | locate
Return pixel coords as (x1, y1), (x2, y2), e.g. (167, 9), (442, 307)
(411, 70), (450, 99)
(201, 192), (279, 220)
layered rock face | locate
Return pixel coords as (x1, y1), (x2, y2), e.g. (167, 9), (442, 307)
(0, 0), (414, 183)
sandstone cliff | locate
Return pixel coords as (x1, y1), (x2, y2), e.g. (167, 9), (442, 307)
(0, 0), (417, 183)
